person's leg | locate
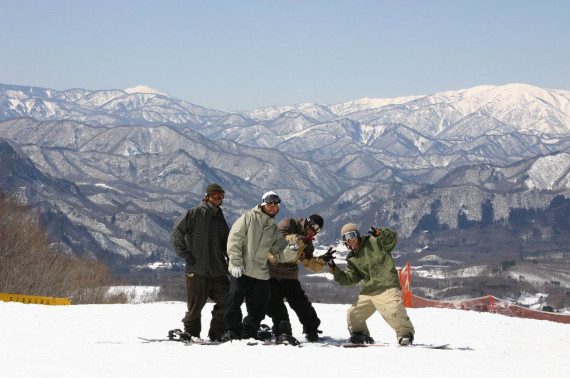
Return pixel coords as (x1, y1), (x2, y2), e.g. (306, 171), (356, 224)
(266, 278), (290, 335)
(207, 275), (229, 341)
(223, 275), (247, 338)
(347, 294), (376, 337)
(241, 276), (270, 339)
(282, 279), (321, 336)
(181, 274), (208, 337)
(371, 288), (415, 343)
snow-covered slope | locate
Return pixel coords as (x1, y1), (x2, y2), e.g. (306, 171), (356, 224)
(1, 301), (568, 378)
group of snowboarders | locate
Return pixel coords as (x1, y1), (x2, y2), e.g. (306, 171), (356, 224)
(170, 183), (415, 345)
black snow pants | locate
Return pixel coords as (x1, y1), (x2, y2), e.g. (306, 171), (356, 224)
(266, 278), (321, 335)
(223, 274), (270, 339)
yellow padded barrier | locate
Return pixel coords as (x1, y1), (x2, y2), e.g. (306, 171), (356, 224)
(0, 293), (71, 305)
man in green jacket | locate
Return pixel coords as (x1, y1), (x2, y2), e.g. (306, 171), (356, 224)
(329, 223), (415, 345)
(222, 191), (301, 341)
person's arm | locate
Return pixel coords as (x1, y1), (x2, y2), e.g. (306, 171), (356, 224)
(332, 260), (363, 287)
(170, 209), (194, 262)
(374, 227), (398, 253)
(300, 246), (333, 272)
(226, 213), (248, 270)
(271, 232), (301, 263)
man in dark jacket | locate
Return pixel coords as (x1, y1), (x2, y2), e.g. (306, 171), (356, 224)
(329, 223), (415, 345)
(170, 183), (230, 342)
(268, 214), (331, 343)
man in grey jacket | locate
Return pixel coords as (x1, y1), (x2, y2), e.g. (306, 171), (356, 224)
(170, 183), (230, 342)
(222, 191), (300, 341)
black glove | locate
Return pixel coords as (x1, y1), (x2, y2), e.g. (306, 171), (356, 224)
(320, 247), (336, 263)
(368, 227), (382, 237)
(327, 259), (336, 272)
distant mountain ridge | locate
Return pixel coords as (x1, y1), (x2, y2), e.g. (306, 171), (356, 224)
(1, 82), (570, 268)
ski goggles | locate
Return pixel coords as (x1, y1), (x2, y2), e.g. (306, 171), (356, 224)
(208, 192), (225, 200)
(263, 194), (281, 205)
(341, 231), (359, 242)
(307, 219), (321, 234)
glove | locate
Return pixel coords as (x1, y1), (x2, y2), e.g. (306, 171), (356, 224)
(231, 266), (244, 278)
(327, 259), (336, 273)
(303, 235), (315, 244)
(320, 247), (336, 263)
(368, 227), (382, 237)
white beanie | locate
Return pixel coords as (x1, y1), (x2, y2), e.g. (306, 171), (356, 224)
(261, 191), (278, 206)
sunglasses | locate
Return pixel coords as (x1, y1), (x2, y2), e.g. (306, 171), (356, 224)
(209, 192), (224, 200)
(307, 219), (321, 233)
(341, 231), (359, 242)
(263, 194), (281, 205)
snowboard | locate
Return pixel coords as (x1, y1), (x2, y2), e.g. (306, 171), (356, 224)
(341, 343), (450, 349)
(138, 336), (222, 345)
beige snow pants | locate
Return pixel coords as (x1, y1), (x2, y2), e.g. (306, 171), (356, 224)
(347, 287), (415, 341)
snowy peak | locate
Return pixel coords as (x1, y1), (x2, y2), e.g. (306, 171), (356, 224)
(124, 85), (168, 96)
(0, 83), (223, 125)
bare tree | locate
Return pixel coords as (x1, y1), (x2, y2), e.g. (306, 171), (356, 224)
(0, 193), (126, 304)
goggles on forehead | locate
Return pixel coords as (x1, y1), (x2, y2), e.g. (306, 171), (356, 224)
(263, 194), (281, 205)
(306, 218), (321, 233)
(341, 230), (359, 242)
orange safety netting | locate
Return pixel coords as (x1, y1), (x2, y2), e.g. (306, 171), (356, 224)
(398, 263), (570, 324)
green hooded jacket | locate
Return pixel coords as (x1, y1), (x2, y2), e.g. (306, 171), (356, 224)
(332, 228), (401, 295)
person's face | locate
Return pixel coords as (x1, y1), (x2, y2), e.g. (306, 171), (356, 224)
(346, 236), (360, 251)
(305, 221), (320, 237)
(342, 231), (360, 251)
(207, 191), (224, 207)
(262, 202), (279, 217)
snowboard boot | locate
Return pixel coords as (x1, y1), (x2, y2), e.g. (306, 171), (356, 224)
(208, 331), (224, 343)
(221, 330), (241, 343)
(348, 331), (375, 344)
(398, 334), (414, 346)
(272, 320), (293, 337)
(276, 333), (300, 346)
(257, 324), (273, 341)
(168, 329), (196, 341)
(305, 330), (322, 342)
(273, 320), (299, 345)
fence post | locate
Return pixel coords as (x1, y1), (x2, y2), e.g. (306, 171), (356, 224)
(489, 295), (495, 313)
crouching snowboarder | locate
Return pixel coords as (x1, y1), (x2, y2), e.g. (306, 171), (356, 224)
(328, 223), (415, 345)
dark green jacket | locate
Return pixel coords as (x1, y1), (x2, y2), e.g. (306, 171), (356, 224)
(332, 228), (401, 295)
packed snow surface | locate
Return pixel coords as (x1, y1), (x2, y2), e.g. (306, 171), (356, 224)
(1, 301), (569, 377)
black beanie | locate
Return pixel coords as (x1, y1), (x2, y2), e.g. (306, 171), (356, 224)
(307, 214), (324, 229)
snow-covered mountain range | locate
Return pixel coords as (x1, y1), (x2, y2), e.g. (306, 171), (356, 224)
(1, 82), (569, 270)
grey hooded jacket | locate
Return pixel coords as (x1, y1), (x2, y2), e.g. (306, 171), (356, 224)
(227, 206), (298, 280)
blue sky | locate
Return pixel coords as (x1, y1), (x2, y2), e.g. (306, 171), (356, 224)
(1, 0), (569, 111)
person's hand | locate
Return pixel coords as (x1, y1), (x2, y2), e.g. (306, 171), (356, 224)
(286, 234), (305, 251)
(187, 254), (196, 265)
(368, 227), (382, 237)
(327, 259), (336, 273)
(320, 247), (336, 262)
(231, 266), (244, 278)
